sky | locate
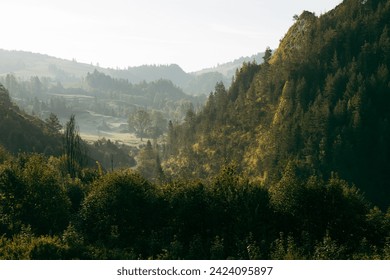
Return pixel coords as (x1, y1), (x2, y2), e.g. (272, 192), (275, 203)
(1, 0), (342, 72)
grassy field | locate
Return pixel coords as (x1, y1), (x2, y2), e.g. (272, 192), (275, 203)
(80, 130), (148, 147)
(73, 110), (157, 148)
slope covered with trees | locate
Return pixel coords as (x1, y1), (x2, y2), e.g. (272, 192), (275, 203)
(0, 84), (62, 155)
(164, 0), (390, 209)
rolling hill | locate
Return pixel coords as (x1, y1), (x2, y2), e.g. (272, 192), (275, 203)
(0, 49), (264, 95)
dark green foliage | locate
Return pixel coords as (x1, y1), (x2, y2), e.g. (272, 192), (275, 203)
(0, 154), (71, 235)
(0, 227), (64, 260)
(0, 145), (10, 164)
(65, 178), (85, 214)
(79, 170), (159, 251)
(0, 151), (389, 259)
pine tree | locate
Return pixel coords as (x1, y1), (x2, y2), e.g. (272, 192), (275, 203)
(45, 113), (62, 133)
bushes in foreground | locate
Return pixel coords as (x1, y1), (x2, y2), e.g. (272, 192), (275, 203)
(0, 153), (389, 259)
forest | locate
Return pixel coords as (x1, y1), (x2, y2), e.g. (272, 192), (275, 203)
(1, 0), (390, 259)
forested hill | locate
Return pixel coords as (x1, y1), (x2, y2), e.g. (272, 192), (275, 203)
(0, 85), (62, 155)
(164, 0), (390, 208)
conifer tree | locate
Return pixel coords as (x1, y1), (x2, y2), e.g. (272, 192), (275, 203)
(63, 115), (86, 178)
(45, 113), (62, 133)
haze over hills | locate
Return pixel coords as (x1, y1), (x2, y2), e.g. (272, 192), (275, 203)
(0, 66), (206, 147)
(0, 49), (96, 82)
(0, 48), (264, 95)
(193, 52), (264, 77)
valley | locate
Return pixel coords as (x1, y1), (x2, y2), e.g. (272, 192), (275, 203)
(0, 50), (263, 149)
(1, 0), (390, 262)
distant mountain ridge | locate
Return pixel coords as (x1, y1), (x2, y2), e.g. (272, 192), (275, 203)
(0, 49), (96, 82)
(192, 53), (264, 77)
(0, 49), (264, 95)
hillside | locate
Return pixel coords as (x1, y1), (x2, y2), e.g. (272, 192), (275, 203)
(0, 84), (62, 155)
(163, 0), (390, 208)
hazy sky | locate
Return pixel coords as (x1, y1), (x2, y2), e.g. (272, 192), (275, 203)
(1, 0), (342, 72)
